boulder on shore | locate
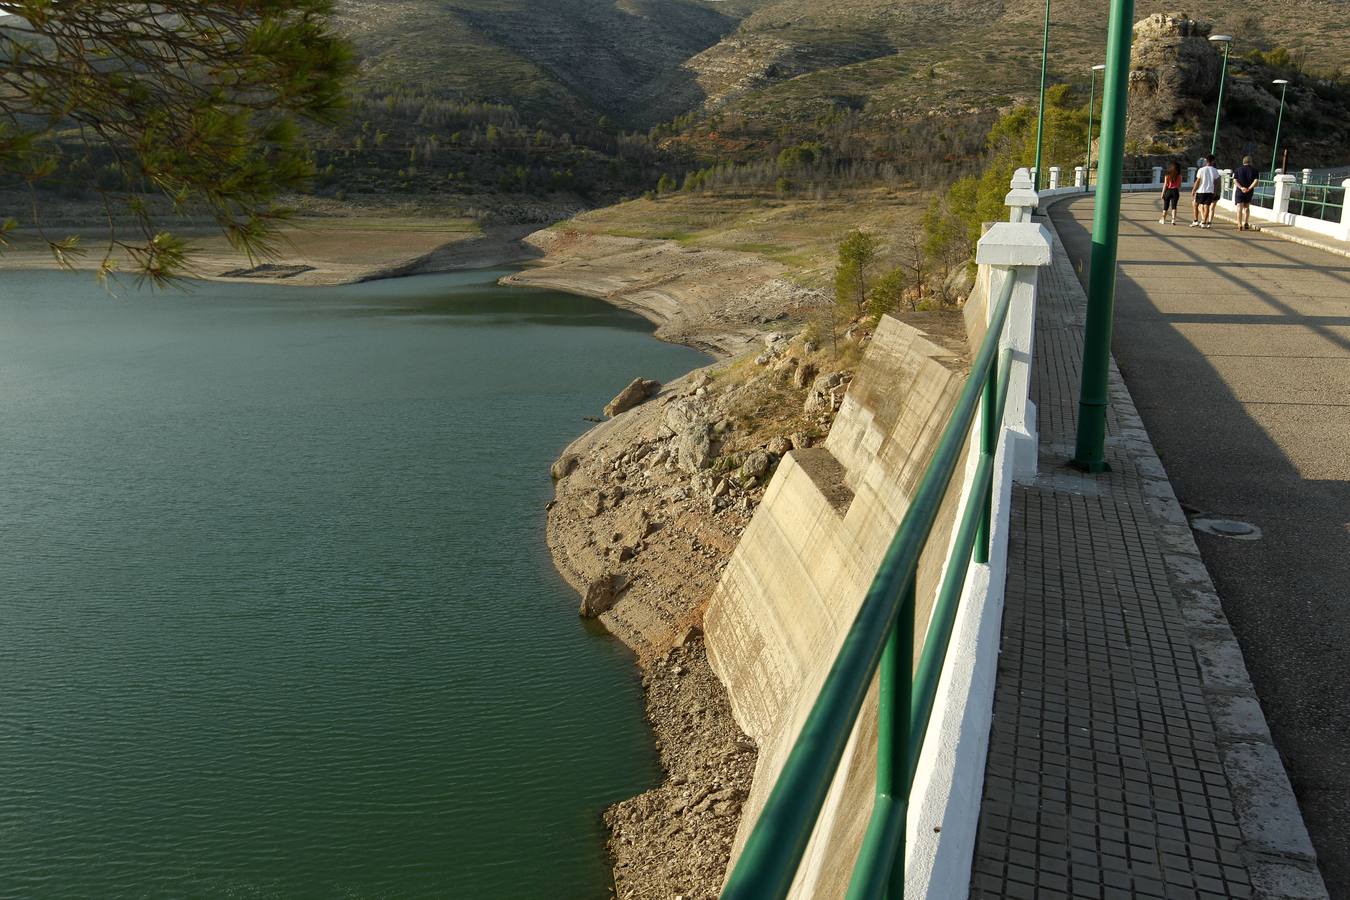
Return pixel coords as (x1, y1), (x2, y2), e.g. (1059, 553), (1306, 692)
(605, 378), (661, 417)
(579, 573), (619, 618)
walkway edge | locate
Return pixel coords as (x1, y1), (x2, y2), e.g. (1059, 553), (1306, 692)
(1211, 211), (1350, 260)
(1039, 194), (1331, 899)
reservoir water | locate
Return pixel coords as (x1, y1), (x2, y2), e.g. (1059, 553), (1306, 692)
(0, 269), (707, 898)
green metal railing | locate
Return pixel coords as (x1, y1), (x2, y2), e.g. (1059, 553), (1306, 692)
(1288, 182), (1345, 223)
(720, 270), (1019, 900)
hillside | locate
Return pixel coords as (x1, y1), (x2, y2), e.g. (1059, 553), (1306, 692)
(310, 0), (1347, 213)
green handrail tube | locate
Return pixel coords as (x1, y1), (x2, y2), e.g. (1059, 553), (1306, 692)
(719, 273), (1017, 900)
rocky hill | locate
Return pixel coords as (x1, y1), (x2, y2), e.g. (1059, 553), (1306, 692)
(318, 0), (1348, 208)
(336, 0), (1347, 133)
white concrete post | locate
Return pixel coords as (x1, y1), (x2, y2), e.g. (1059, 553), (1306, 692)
(1302, 168), (1312, 185)
(1340, 179), (1350, 241)
(1004, 167), (1038, 224)
(1152, 166), (1163, 185)
(1186, 166), (1197, 187)
(1074, 166), (1085, 189)
(1273, 174), (1297, 224)
(1222, 169), (1234, 201)
(1048, 167), (1061, 190)
(974, 222), (1053, 483)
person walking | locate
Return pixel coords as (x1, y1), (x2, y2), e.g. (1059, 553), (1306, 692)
(1233, 155), (1260, 231)
(1191, 156), (1221, 228)
(1159, 161), (1183, 225)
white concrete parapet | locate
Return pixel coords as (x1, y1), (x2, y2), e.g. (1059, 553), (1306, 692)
(975, 222), (1051, 482)
(1074, 166), (1085, 189)
(1341, 180), (1350, 241)
(1004, 167), (1038, 223)
(1152, 166), (1163, 185)
(1187, 166), (1197, 185)
(1273, 174), (1297, 223)
(1048, 167), (1061, 190)
(1302, 168), (1313, 185)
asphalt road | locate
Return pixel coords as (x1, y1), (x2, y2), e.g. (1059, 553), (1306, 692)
(1050, 194), (1350, 897)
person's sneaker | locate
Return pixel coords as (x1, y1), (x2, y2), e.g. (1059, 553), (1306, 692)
(1159, 216), (1167, 224)
(1190, 221), (1200, 227)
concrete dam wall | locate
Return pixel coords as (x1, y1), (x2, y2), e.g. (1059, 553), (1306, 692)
(704, 221), (1050, 898)
(704, 315), (968, 898)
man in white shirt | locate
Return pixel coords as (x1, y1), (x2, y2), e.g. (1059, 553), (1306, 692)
(1191, 156), (1221, 228)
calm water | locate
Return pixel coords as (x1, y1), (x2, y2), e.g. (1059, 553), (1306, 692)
(0, 269), (706, 899)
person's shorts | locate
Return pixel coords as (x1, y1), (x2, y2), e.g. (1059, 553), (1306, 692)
(1236, 189), (1255, 205)
(1196, 192), (1216, 205)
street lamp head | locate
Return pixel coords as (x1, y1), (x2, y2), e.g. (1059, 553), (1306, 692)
(1092, 64), (1106, 71)
(1209, 34), (1234, 44)
(1272, 78), (1289, 85)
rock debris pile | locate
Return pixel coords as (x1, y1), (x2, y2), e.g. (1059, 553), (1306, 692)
(546, 328), (859, 899)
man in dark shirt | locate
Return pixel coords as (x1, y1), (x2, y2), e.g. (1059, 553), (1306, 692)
(1234, 155), (1261, 231)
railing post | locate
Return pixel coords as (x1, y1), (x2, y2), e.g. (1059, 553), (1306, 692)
(1339, 179), (1350, 241)
(1186, 166), (1196, 186)
(1151, 165), (1162, 185)
(1048, 166), (1061, 190)
(975, 222), (1054, 484)
(1004, 167), (1038, 223)
(1222, 168), (1234, 200)
(1074, 166), (1085, 189)
(1302, 168), (1312, 185)
(1273, 173), (1296, 224)
(876, 578), (915, 898)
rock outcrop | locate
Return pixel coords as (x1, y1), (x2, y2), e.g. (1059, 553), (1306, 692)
(605, 377), (661, 417)
(1127, 15), (1224, 152)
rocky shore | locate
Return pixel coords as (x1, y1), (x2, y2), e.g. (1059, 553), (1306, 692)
(527, 220), (862, 896)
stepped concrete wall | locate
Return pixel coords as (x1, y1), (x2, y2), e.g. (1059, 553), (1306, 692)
(705, 220), (1051, 898)
(705, 315), (970, 899)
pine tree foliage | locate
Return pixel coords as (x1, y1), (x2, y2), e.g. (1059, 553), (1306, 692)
(0, 0), (354, 281)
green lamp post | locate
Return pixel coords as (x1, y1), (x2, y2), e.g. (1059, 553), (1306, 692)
(1072, 0), (1134, 471)
(1031, 0), (1052, 191)
(1209, 34), (1234, 155)
(1086, 63), (1105, 189)
(1269, 78), (1289, 177)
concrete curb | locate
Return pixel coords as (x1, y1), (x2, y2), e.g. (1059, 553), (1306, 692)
(1038, 194), (1330, 899)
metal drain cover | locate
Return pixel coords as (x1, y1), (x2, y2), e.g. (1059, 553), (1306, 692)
(1192, 517), (1262, 540)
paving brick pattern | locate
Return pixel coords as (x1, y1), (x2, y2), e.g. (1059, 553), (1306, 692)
(968, 226), (1255, 899)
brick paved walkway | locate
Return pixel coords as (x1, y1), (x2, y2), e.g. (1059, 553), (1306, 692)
(968, 213), (1326, 899)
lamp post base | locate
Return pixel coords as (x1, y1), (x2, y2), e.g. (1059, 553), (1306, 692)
(1069, 457), (1112, 473)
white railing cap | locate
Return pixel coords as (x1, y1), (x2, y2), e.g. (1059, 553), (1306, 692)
(1010, 167), (1034, 190)
(1004, 187), (1040, 209)
(976, 222), (1054, 267)
(1276, 174), (1297, 183)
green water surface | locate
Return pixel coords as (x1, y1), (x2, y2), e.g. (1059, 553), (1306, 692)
(0, 268), (707, 899)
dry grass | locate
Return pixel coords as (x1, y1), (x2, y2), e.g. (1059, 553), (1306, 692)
(563, 186), (930, 291)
